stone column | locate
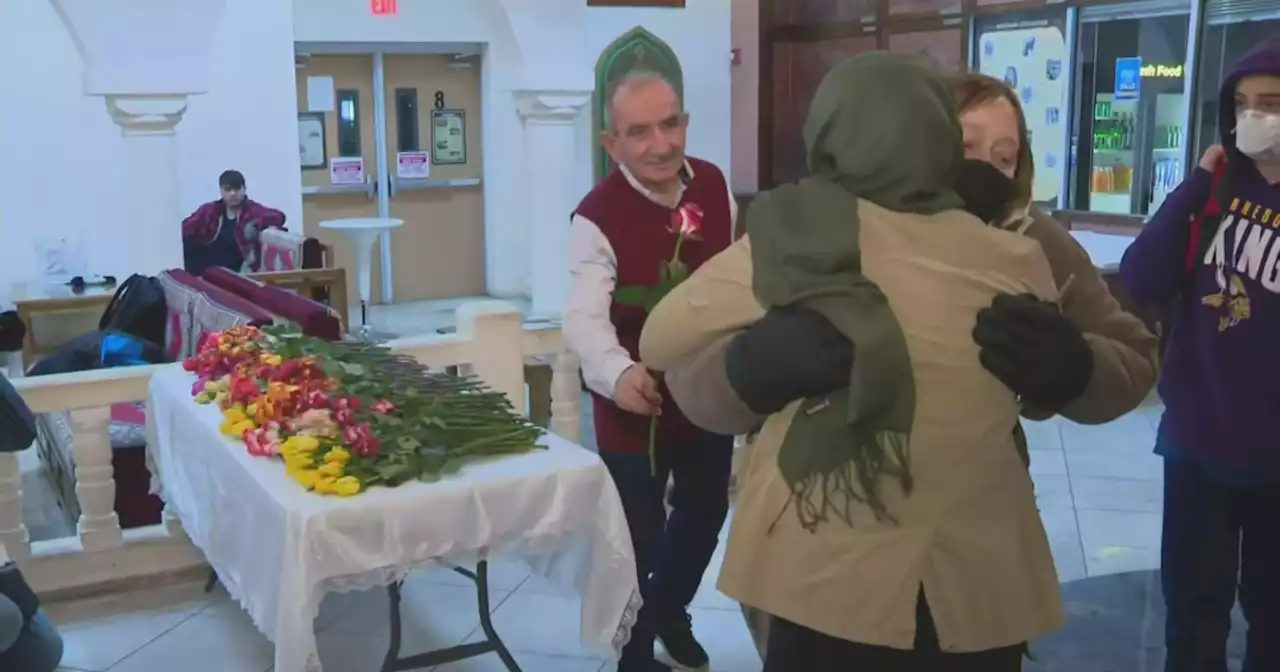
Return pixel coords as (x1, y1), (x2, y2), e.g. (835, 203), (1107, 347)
(108, 96), (189, 276)
(51, 0), (226, 276)
(515, 90), (591, 320)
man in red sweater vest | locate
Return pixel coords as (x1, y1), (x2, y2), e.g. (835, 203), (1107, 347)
(566, 73), (736, 672)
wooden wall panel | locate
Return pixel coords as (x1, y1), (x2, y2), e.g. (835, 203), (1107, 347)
(770, 36), (879, 184)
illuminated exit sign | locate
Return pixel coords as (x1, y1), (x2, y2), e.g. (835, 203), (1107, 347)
(371, 0), (397, 15)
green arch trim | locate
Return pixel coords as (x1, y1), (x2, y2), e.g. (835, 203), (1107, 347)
(593, 27), (684, 183)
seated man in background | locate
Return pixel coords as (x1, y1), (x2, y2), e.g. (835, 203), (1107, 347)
(0, 546), (63, 671)
(183, 169), (286, 275)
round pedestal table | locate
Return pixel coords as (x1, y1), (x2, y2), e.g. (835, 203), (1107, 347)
(318, 217), (404, 338)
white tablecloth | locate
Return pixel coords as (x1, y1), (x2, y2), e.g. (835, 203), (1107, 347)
(146, 367), (640, 672)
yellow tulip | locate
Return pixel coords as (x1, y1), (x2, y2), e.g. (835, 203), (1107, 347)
(333, 476), (362, 496)
(290, 469), (322, 489)
(220, 419), (255, 437)
(318, 461), (344, 478)
(313, 477), (337, 495)
(324, 447), (351, 464)
(222, 407), (248, 423)
(284, 453), (314, 470)
(282, 435), (320, 454)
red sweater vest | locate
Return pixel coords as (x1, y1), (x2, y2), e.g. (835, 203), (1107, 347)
(573, 157), (733, 454)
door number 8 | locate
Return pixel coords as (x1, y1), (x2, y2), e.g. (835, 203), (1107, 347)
(434, 91), (445, 109)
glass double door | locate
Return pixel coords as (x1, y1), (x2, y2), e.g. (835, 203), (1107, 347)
(295, 53), (486, 306)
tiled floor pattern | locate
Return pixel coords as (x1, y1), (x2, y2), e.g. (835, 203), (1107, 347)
(27, 297), (1175, 671)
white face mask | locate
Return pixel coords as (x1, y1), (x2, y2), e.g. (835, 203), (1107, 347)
(1235, 109), (1280, 160)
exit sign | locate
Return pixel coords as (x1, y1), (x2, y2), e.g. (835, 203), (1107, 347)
(371, 0), (396, 15)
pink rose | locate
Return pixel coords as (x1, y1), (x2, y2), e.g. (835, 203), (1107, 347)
(670, 203), (704, 239)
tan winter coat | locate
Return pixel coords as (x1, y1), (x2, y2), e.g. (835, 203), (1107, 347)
(640, 200), (1067, 653)
(657, 205), (1158, 657)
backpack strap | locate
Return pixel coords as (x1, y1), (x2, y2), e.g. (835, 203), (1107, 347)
(1184, 162), (1230, 276)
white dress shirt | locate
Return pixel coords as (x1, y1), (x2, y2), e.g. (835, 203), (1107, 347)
(564, 161), (738, 400)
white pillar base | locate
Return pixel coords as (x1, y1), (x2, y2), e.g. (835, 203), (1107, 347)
(516, 91), (591, 321)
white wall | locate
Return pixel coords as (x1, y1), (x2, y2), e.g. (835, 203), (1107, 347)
(579, 1), (734, 191)
(0, 0), (301, 308)
(0, 0), (731, 308)
(293, 0), (732, 299)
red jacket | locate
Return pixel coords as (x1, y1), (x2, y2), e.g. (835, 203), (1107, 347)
(181, 199), (286, 272)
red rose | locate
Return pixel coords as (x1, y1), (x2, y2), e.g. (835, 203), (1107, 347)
(670, 203), (704, 239)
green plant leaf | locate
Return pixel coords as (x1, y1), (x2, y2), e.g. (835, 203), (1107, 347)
(667, 261), (689, 284)
(320, 360), (345, 380)
(338, 362), (366, 376)
(614, 284), (651, 307)
(396, 435), (422, 451)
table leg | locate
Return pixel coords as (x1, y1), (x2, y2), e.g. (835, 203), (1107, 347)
(380, 560), (522, 672)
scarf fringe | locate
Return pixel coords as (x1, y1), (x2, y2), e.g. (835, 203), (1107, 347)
(770, 430), (913, 534)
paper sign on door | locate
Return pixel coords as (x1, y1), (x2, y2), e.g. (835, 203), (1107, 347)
(396, 151), (431, 179)
(329, 157), (365, 185)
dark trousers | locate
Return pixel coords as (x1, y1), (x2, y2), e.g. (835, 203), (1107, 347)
(763, 591), (1023, 671)
(1162, 457), (1280, 672)
(600, 430), (733, 664)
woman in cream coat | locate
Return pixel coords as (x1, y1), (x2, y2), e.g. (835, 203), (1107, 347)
(658, 71), (1160, 665)
(639, 53), (1066, 671)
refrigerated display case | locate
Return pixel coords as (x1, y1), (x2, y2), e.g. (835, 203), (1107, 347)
(1067, 1), (1193, 217)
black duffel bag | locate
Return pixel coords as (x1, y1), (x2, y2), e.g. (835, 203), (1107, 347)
(0, 373), (36, 454)
(98, 274), (167, 350)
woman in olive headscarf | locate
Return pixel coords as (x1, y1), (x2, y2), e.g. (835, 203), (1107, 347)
(637, 53), (1065, 671)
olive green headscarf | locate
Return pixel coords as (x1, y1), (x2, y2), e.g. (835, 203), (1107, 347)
(748, 52), (966, 531)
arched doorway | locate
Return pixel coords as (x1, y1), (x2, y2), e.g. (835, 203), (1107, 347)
(593, 27), (684, 182)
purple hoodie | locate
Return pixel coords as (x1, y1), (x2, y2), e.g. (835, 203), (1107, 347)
(1120, 40), (1280, 482)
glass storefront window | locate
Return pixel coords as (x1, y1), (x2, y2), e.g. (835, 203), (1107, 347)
(1192, 2), (1280, 161)
(972, 9), (1071, 209)
(1068, 1), (1193, 217)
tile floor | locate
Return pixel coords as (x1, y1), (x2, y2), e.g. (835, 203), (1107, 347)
(29, 297), (1173, 671)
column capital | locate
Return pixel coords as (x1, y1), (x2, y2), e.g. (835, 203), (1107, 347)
(51, 0), (227, 96)
(106, 95), (189, 135)
(513, 89), (592, 124)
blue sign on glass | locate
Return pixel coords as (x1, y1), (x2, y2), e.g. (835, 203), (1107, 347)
(1115, 57), (1142, 101)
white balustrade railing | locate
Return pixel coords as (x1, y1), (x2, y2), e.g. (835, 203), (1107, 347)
(0, 302), (581, 597)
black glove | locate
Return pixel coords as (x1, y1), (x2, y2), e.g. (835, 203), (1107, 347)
(725, 306), (854, 415)
(973, 293), (1094, 413)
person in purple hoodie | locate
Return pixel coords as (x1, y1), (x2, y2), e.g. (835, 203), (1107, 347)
(1119, 39), (1280, 672)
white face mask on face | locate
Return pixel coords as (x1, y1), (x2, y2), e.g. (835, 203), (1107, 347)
(1236, 110), (1280, 160)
